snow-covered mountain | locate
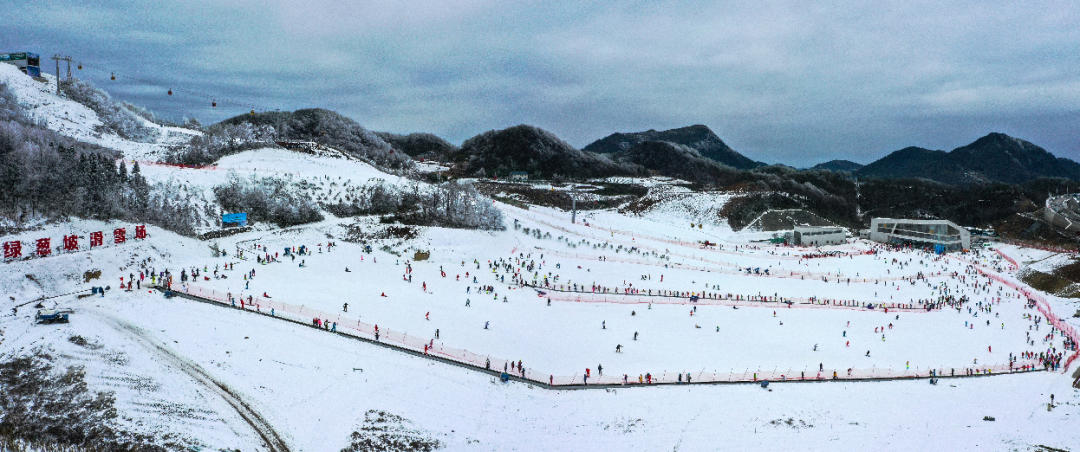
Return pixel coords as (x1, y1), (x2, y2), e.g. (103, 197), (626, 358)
(0, 63), (200, 161)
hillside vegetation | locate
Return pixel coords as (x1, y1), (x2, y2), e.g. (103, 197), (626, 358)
(215, 109), (414, 173)
(451, 124), (642, 179)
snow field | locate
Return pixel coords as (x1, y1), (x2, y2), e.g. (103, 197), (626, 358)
(3, 177), (1079, 450)
(181, 204), (1062, 383)
(13, 287), (1078, 451)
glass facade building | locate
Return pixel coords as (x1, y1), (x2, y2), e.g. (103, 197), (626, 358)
(868, 218), (970, 251)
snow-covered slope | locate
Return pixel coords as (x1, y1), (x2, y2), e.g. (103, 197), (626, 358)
(4, 211), (1079, 451)
(0, 63), (199, 160)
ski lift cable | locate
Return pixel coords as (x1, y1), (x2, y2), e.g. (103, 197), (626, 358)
(73, 59), (271, 111)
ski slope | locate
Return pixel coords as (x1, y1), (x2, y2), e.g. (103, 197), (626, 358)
(0, 63), (199, 161)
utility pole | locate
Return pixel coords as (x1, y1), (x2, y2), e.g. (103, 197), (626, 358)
(50, 55), (73, 95)
(570, 185), (577, 224)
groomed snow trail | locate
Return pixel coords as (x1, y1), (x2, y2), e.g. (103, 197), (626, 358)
(85, 308), (293, 452)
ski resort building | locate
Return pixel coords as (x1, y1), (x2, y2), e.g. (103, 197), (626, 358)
(793, 226), (846, 246)
(0, 52), (40, 77)
(509, 171), (529, 181)
(869, 218), (970, 251)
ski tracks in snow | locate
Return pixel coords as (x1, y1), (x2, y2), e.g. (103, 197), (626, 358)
(85, 309), (293, 452)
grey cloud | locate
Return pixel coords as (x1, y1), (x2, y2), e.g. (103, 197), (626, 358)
(1, 0), (1078, 168)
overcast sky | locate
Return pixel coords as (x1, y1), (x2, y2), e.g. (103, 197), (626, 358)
(5, 0), (1079, 167)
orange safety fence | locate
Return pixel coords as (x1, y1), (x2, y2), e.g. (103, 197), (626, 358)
(173, 282), (1046, 385)
(532, 246), (922, 283)
(541, 289), (937, 313)
(961, 260), (1080, 372)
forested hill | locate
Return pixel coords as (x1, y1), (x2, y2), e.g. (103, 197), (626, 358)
(215, 109), (413, 171)
(584, 125), (763, 170)
(810, 159), (864, 172)
(856, 133), (1080, 184)
(450, 124), (643, 179)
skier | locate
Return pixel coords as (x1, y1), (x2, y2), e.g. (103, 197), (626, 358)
(343, 302), (348, 312)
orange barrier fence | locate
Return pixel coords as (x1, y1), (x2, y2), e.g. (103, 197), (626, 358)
(966, 264), (1080, 372)
(542, 289), (935, 313)
(173, 282), (1044, 386)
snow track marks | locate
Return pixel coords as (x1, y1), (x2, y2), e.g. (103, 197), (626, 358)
(86, 309), (293, 452)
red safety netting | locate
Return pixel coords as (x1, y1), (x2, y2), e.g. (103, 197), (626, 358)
(534, 247), (912, 283)
(541, 290), (935, 313)
(963, 260), (1080, 372)
(172, 282), (1044, 385)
